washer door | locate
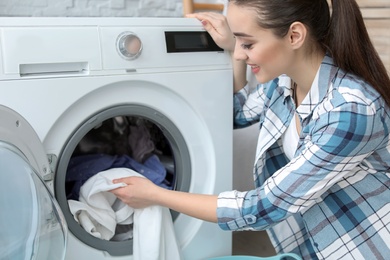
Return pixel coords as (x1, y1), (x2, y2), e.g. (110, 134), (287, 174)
(0, 105), (68, 260)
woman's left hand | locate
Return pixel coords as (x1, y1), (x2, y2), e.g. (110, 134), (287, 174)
(186, 12), (235, 51)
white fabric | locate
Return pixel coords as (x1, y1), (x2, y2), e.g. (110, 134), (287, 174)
(68, 168), (181, 260)
(282, 114), (299, 160)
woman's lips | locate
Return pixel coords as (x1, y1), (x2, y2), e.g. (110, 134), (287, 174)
(250, 65), (260, 74)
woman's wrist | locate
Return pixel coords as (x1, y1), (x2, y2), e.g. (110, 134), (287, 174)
(232, 55), (248, 93)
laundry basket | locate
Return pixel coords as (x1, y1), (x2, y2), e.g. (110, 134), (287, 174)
(207, 253), (302, 260)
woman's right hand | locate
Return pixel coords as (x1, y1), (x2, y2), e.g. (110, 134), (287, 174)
(110, 176), (161, 209)
(186, 12), (235, 51)
(110, 176), (219, 223)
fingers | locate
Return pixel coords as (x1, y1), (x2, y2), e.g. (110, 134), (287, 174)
(187, 13), (222, 30)
(112, 177), (129, 185)
(108, 177), (157, 208)
(186, 12), (225, 20)
(109, 187), (121, 195)
(112, 176), (143, 185)
(186, 12), (226, 28)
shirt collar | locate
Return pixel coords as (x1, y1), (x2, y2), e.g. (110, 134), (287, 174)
(296, 69), (320, 118)
(278, 74), (294, 100)
(296, 54), (338, 119)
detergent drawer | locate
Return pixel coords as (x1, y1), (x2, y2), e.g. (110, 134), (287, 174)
(0, 26), (102, 76)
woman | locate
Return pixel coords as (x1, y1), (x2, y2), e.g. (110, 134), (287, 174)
(111, 0), (390, 258)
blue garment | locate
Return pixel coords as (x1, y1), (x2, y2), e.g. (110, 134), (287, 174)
(217, 54), (390, 259)
(66, 153), (170, 200)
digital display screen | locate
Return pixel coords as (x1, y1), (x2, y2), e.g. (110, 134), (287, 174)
(165, 31), (223, 53)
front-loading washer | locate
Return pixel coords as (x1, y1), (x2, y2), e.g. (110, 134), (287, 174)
(0, 17), (233, 259)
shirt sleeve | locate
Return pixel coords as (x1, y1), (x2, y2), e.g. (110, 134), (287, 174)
(218, 91), (386, 231)
(234, 82), (266, 128)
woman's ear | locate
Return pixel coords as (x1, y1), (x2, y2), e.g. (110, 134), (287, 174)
(288, 22), (307, 49)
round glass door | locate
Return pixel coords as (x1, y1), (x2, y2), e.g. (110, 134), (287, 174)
(0, 142), (67, 260)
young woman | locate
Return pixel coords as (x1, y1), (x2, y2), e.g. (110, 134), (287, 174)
(111, 0), (390, 258)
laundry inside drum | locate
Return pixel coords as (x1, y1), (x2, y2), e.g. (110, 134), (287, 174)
(65, 115), (175, 242)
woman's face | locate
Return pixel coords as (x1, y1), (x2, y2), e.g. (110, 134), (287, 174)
(227, 3), (294, 84)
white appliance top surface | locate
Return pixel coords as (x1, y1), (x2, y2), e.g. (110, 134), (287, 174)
(0, 17), (231, 79)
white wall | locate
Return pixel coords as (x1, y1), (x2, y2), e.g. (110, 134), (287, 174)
(0, 0), (182, 17)
(0, 0), (226, 17)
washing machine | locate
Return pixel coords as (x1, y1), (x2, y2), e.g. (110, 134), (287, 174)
(0, 17), (233, 260)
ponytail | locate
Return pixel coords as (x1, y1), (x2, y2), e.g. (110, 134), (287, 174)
(326, 0), (390, 106)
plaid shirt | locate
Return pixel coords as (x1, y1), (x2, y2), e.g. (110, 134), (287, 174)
(217, 54), (390, 259)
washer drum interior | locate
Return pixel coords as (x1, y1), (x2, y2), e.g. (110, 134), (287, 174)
(54, 105), (191, 256)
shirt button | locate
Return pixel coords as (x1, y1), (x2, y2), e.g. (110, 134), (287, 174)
(244, 215), (256, 224)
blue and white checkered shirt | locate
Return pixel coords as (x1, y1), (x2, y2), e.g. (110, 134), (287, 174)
(217, 54), (390, 259)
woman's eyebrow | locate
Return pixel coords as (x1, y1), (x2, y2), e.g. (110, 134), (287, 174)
(233, 32), (253, 38)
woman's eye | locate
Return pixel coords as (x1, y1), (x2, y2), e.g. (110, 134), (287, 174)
(241, 44), (252, 49)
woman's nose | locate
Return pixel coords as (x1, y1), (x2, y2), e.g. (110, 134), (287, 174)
(233, 43), (247, 61)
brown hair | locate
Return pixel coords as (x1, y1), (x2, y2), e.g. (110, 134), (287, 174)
(229, 0), (390, 106)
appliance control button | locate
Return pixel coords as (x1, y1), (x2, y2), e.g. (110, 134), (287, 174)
(116, 32), (143, 60)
